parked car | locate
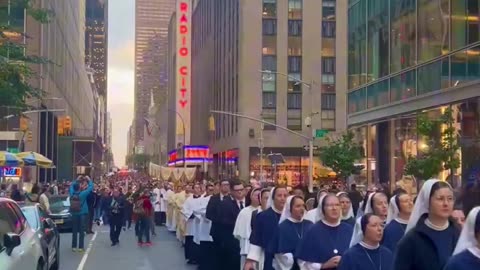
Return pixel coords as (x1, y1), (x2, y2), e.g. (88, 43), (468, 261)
(0, 198), (46, 270)
(21, 204), (60, 270)
(48, 195), (72, 231)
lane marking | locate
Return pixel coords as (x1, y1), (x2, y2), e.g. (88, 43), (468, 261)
(77, 232), (97, 270)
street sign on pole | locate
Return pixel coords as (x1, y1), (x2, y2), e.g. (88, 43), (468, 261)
(315, 129), (329, 138)
(7, 147), (18, 153)
(303, 145), (318, 151)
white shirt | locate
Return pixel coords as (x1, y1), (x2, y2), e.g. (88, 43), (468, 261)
(153, 188), (161, 212)
(159, 188), (167, 212)
(182, 195), (201, 236)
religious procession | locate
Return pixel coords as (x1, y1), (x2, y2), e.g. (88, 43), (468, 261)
(159, 176), (480, 270)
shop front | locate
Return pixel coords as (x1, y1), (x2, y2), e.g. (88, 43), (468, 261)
(350, 98), (480, 193)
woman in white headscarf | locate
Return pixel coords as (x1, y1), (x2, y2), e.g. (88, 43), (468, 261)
(393, 179), (460, 270)
(245, 187), (288, 270)
(445, 206), (480, 269)
(296, 194), (353, 270)
(270, 196), (313, 270)
(304, 189), (328, 222)
(337, 192), (355, 225)
(350, 192), (388, 247)
(381, 190), (413, 252)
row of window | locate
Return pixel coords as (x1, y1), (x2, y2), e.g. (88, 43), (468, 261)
(262, 19), (335, 38)
(348, 45), (480, 114)
(262, 0), (336, 21)
(262, 109), (336, 131)
(262, 92), (336, 110)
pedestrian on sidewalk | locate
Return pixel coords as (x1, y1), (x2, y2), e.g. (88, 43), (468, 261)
(109, 188), (125, 246)
(135, 189), (153, 246)
(124, 189), (133, 230)
(69, 175), (94, 252)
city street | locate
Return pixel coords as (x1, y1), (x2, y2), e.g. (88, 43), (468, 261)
(58, 225), (195, 270)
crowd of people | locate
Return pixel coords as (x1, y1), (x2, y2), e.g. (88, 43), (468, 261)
(159, 177), (480, 270)
(3, 171), (480, 270)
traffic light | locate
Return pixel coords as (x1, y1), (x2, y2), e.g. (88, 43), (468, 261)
(57, 116), (64, 135)
(19, 116), (28, 131)
(27, 131), (33, 142)
(64, 116), (72, 131)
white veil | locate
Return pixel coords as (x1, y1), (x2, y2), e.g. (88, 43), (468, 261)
(405, 179), (450, 235)
(350, 192), (376, 247)
(386, 195), (400, 224)
(267, 187), (276, 209)
(337, 192), (354, 220)
(453, 206), (480, 255)
(279, 195), (294, 224)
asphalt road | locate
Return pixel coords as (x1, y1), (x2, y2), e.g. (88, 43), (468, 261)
(59, 224), (196, 270)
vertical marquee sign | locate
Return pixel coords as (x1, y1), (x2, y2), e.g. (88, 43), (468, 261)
(176, 0), (192, 146)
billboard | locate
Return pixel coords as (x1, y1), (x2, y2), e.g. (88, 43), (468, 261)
(176, 0), (192, 147)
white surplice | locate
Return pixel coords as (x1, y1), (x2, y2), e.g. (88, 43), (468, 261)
(166, 189), (175, 231)
(159, 188), (167, 212)
(153, 188), (161, 212)
(182, 195), (201, 237)
(234, 205), (259, 256)
(193, 195), (213, 245)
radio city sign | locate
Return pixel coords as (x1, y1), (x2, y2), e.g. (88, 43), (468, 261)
(178, 1), (190, 109)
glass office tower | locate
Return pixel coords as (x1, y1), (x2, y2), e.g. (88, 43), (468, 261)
(347, 0), (480, 190)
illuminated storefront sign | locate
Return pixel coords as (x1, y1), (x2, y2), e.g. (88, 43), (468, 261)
(176, 0), (192, 146)
(2, 167), (22, 177)
(168, 145), (212, 166)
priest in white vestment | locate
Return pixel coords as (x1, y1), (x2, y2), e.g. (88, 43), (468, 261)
(182, 183), (202, 263)
(193, 184), (215, 270)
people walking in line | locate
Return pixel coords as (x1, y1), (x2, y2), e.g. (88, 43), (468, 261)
(69, 175), (94, 252)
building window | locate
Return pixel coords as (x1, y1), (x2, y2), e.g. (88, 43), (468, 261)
(263, 36), (277, 55)
(321, 94), (336, 110)
(263, 19), (277, 35)
(418, 58), (450, 95)
(322, 57), (335, 74)
(322, 21), (335, 38)
(288, 20), (302, 36)
(288, 56), (302, 73)
(348, 88), (366, 114)
(262, 92), (276, 108)
(288, 0), (302, 19)
(263, 0), (276, 18)
(321, 109), (335, 130)
(322, 74), (335, 85)
(262, 55), (277, 71)
(262, 109), (276, 130)
(262, 73), (276, 92)
(322, 0), (335, 20)
(287, 116), (302, 130)
(288, 74), (302, 92)
(287, 92), (302, 109)
(367, 79), (389, 109)
(390, 70), (416, 102)
(418, 0), (449, 63)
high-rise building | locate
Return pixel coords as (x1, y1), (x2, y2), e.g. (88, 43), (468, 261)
(187, 0), (348, 183)
(134, 0), (176, 145)
(347, 0), (480, 187)
(0, 0), (99, 182)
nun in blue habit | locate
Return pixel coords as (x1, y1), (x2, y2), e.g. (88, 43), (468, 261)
(270, 196), (313, 270)
(245, 187), (288, 270)
(337, 192), (355, 226)
(296, 194), (353, 270)
(381, 192), (413, 253)
(338, 213), (393, 270)
(445, 206), (480, 270)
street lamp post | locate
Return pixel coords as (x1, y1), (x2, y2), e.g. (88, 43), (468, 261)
(168, 109), (187, 170)
(260, 70), (318, 192)
(210, 110), (315, 192)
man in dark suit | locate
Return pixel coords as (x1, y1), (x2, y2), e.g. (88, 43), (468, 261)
(218, 180), (246, 270)
(205, 179), (231, 270)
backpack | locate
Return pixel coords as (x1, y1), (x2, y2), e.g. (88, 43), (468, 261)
(133, 199), (145, 216)
(70, 193), (82, 213)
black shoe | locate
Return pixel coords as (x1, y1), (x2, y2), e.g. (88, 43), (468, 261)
(111, 242), (117, 246)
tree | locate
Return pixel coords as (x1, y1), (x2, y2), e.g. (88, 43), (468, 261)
(319, 131), (364, 181)
(0, 0), (54, 112)
(405, 107), (461, 181)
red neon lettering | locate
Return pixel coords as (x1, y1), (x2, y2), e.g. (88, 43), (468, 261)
(180, 2), (188, 12)
(179, 66), (188, 76)
(180, 25), (188, 34)
(181, 77), (186, 86)
(179, 100), (188, 108)
(180, 88), (187, 98)
(182, 36), (186, 45)
(179, 47), (188, 56)
(180, 14), (188, 23)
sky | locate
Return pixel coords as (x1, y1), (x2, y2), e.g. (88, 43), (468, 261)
(107, 0), (135, 167)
